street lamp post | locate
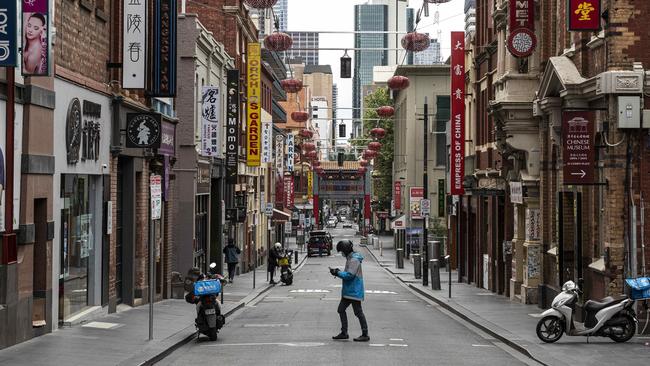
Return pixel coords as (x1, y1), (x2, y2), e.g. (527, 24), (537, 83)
(422, 97), (429, 287)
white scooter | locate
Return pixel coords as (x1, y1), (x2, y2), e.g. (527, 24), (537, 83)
(536, 280), (637, 343)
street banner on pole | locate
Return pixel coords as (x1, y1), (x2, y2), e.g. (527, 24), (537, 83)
(450, 31), (465, 195)
(562, 111), (595, 185)
(307, 171), (313, 199)
(438, 179), (445, 217)
(246, 42), (261, 166)
(22, 0), (51, 76)
(123, 0), (145, 87)
(284, 175), (294, 208)
(409, 187), (424, 220)
(286, 134), (295, 172)
(0, 2), (18, 67)
(201, 86), (220, 157)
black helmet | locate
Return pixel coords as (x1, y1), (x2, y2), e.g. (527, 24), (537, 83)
(336, 240), (354, 255)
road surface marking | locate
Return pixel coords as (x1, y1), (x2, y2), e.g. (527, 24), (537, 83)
(388, 344), (408, 347)
(369, 344), (386, 347)
(290, 289), (331, 293)
(389, 338), (404, 341)
(243, 324), (290, 328)
(366, 290), (398, 294)
(81, 322), (121, 330)
(472, 344), (495, 347)
(206, 342), (325, 347)
(265, 296), (294, 299)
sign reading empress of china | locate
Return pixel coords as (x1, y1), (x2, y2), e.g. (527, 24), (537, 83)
(568, 0), (601, 31)
(126, 113), (161, 149)
(450, 31), (465, 195)
(507, 0), (537, 58)
(562, 111), (595, 185)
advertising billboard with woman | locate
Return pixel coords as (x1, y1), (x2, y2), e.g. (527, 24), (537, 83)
(22, 0), (49, 76)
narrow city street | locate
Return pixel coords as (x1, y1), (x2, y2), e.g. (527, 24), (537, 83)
(158, 226), (529, 366)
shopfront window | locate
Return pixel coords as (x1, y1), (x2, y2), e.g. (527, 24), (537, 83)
(59, 175), (95, 322)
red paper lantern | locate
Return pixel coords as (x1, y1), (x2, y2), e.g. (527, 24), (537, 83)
(312, 161), (321, 167)
(305, 150), (318, 159)
(302, 142), (316, 152)
(359, 160), (369, 167)
(363, 149), (378, 159)
(299, 129), (313, 138)
(291, 111), (309, 123)
(357, 167), (367, 174)
(264, 32), (293, 52)
(243, 0), (278, 8)
(370, 127), (386, 139)
(387, 75), (410, 91)
(280, 79), (303, 93)
(401, 32), (431, 52)
(376, 106), (394, 118)
(368, 141), (382, 151)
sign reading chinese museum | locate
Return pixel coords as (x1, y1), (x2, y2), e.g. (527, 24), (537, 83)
(226, 70), (239, 184)
(0, 2), (18, 67)
(507, 0), (537, 58)
(22, 0), (50, 75)
(450, 31), (465, 195)
(246, 42), (261, 166)
(123, 0), (146, 88)
(151, 0), (177, 97)
(568, 0), (601, 31)
(562, 111), (595, 185)
(201, 86), (220, 157)
(126, 113), (161, 149)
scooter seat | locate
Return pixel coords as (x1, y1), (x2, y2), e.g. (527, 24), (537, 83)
(584, 296), (624, 312)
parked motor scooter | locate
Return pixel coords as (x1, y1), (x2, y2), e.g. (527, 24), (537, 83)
(184, 263), (226, 341)
(536, 280), (637, 343)
(278, 249), (294, 286)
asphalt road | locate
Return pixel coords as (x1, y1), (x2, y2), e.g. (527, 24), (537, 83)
(158, 226), (531, 366)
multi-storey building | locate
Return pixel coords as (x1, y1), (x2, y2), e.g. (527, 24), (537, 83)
(286, 32), (319, 66)
(413, 38), (441, 65)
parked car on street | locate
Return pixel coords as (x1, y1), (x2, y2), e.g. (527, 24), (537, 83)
(307, 230), (333, 256)
(342, 222), (353, 228)
(327, 219), (337, 228)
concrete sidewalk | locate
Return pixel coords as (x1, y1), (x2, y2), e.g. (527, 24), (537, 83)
(363, 235), (650, 366)
(0, 252), (308, 366)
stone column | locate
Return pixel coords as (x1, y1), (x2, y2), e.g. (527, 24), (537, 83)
(521, 200), (542, 304)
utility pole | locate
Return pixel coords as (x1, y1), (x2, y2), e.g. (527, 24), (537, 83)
(422, 97), (429, 287)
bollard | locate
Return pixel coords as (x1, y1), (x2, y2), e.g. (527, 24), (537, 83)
(413, 253), (422, 279)
(396, 248), (404, 269)
(294, 250), (299, 267)
(379, 240), (383, 257)
(221, 286), (224, 304)
(430, 259), (441, 290)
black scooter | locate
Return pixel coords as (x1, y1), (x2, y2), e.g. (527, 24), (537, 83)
(184, 263), (226, 341)
(279, 249), (294, 286)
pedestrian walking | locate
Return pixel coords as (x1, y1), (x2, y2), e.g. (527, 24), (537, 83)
(330, 240), (369, 342)
(268, 242), (282, 285)
(222, 238), (241, 284)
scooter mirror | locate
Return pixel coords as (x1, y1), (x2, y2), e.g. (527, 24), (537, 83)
(209, 262), (217, 270)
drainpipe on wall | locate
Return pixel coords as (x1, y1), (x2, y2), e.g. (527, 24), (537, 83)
(1, 67), (17, 265)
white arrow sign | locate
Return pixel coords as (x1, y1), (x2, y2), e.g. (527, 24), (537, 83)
(570, 170), (586, 179)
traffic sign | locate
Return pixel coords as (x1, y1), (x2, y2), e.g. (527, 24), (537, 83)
(265, 203), (274, 216)
(421, 199), (431, 216)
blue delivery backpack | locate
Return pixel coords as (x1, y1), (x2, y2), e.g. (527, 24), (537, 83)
(194, 279), (222, 296)
(625, 277), (650, 300)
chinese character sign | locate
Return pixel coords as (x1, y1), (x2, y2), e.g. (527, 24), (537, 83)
(562, 111), (595, 185)
(201, 86), (220, 157)
(568, 0), (601, 31)
(247, 42), (261, 166)
(394, 181), (401, 210)
(275, 134), (284, 174)
(507, 0), (536, 58)
(123, 0), (146, 88)
(261, 117), (272, 163)
(307, 172), (313, 199)
(22, 0), (50, 76)
(284, 175), (294, 208)
(409, 187), (424, 220)
(0, 2), (18, 67)
(286, 133), (294, 172)
(450, 32), (465, 196)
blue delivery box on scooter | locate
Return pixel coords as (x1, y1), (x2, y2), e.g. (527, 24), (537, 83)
(625, 277), (650, 300)
(194, 279), (222, 296)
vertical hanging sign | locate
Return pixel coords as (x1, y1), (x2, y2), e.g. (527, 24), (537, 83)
(284, 175), (294, 208)
(21, 0), (50, 75)
(394, 181), (402, 210)
(0, 1), (18, 67)
(261, 116), (272, 163)
(507, 0), (536, 58)
(568, 0), (601, 31)
(226, 70), (239, 184)
(123, 0), (146, 88)
(450, 31), (465, 196)
(307, 172), (313, 199)
(286, 133), (295, 172)
(246, 42), (261, 167)
(151, 0), (177, 97)
(201, 86), (220, 157)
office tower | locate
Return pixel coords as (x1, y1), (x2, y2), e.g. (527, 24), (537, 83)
(414, 38), (441, 64)
(274, 0), (288, 31)
(286, 32), (319, 65)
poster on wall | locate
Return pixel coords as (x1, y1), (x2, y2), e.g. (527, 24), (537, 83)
(151, 0), (177, 97)
(246, 42), (261, 166)
(409, 187), (424, 220)
(450, 31), (465, 195)
(201, 86), (220, 157)
(0, 101), (23, 234)
(0, 2), (18, 67)
(22, 0), (50, 76)
(123, 0), (146, 88)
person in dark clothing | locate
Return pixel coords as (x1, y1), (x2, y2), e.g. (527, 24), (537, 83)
(222, 238), (241, 283)
(268, 242), (282, 285)
(330, 240), (369, 342)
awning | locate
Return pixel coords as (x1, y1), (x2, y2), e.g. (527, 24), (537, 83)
(294, 203), (313, 210)
(391, 215), (406, 230)
(272, 208), (291, 222)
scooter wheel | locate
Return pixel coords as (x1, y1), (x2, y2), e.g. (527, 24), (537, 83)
(208, 328), (218, 341)
(536, 316), (563, 343)
(608, 315), (636, 343)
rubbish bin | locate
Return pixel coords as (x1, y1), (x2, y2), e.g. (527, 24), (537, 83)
(413, 253), (422, 279)
(171, 272), (184, 299)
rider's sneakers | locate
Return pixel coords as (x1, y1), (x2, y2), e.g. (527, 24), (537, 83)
(332, 332), (349, 340)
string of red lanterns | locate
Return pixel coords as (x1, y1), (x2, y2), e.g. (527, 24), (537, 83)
(387, 75), (410, 91)
(370, 127), (386, 139)
(299, 129), (313, 138)
(401, 32), (431, 52)
(376, 106), (395, 118)
(264, 32), (293, 52)
(291, 111), (309, 123)
(280, 79), (303, 93)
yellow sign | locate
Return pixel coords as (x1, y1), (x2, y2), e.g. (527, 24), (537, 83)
(246, 43), (261, 166)
(575, 2), (595, 21)
(307, 171), (313, 199)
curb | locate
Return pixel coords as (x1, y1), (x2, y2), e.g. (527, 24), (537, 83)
(139, 253), (309, 366)
(363, 245), (554, 366)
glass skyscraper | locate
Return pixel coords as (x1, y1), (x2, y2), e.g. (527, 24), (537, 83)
(414, 38), (442, 65)
(286, 32), (319, 65)
(273, 0), (288, 32)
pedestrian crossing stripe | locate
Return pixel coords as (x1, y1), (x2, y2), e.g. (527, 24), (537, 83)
(365, 290), (398, 294)
(289, 289), (331, 293)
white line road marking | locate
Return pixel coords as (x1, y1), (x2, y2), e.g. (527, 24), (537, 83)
(472, 344), (495, 347)
(389, 338), (404, 341)
(369, 344), (386, 347)
(81, 322), (121, 329)
(388, 344), (408, 347)
(366, 290), (398, 294)
(290, 289), (331, 293)
(205, 342), (326, 347)
(243, 324), (290, 328)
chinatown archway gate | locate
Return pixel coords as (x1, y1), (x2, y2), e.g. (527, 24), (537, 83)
(313, 162), (371, 233)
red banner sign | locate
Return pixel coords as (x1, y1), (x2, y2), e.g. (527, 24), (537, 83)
(394, 181), (402, 210)
(562, 111), (595, 185)
(284, 175), (294, 208)
(568, 0), (601, 31)
(507, 0), (537, 58)
(450, 31), (465, 196)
